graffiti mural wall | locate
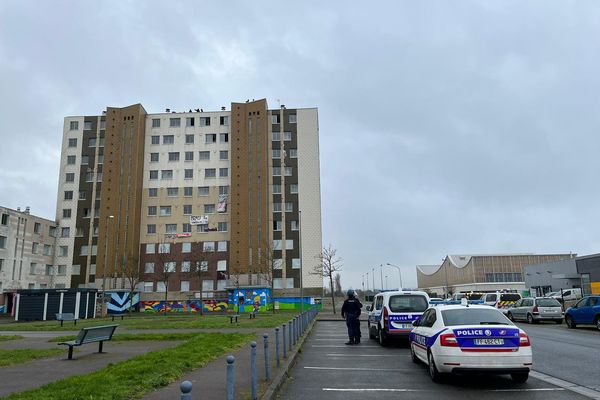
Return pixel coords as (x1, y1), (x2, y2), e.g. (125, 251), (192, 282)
(107, 291), (139, 314)
(275, 297), (323, 311)
(0, 305), (5, 314)
(140, 299), (228, 313)
(228, 287), (271, 313)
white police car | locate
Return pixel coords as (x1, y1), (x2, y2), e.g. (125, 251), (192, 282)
(409, 302), (532, 383)
(367, 290), (430, 346)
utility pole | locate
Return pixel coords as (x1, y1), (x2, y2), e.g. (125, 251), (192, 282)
(380, 264), (384, 291)
(372, 267), (375, 292)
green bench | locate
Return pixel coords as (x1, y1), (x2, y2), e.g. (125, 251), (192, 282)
(58, 325), (118, 360)
(55, 313), (78, 327)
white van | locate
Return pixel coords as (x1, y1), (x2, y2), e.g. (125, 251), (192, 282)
(367, 290), (430, 346)
(482, 292), (522, 314)
(546, 288), (582, 302)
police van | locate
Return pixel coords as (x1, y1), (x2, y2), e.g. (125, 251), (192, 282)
(367, 290), (430, 346)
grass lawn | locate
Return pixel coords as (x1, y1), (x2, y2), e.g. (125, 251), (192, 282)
(0, 348), (64, 367)
(6, 332), (254, 400)
(49, 332), (202, 343)
(0, 310), (300, 331)
(0, 335), (24, 341)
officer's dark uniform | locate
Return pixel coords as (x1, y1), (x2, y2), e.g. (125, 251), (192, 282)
(341, 290), (363, 345)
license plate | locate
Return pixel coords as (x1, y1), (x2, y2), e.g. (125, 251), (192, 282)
(474, 339), (504, 345)
(394, 323), (412, 329)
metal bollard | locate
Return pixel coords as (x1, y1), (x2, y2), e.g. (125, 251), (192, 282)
(275, 327), (281, 366)
(288, 320), (292, 351)
(282, 324), (287, 358)
(292, 318), (296, 346)
(263, 333), (271, 380)
(180, 381), (192, 400)
(226, 355), (235, 400)
(251, 341), (257, 400)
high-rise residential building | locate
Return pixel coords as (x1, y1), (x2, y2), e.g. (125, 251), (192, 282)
(0, 206), (65, 312)
(55, 100), (322, 302)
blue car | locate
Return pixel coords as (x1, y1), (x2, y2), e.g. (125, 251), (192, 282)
(564, 296), (600, 331)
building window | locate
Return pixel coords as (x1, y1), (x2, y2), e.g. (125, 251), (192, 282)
(198, 186), (209, 196)
(81, 155), (89, 165)
(88, 137), (97, 147)
(284, 167), (292, 176)
(183, 223), (192, 233)
(181, 261), (191, 272)
(217, 260), (227, 271)
(273, 167), (281, 176)
(203, 241), (215, 252)
(152, 118), (160, 128)
(163, 135), (175, 144)
(45, 265), (54, 276)
(273, 220), (282, 231)
(205, 168), (216, 178)
(67, 155), (76, 164)
(78, 190), (86, 200)
(170, 118), (181, 127)
(183, 205), (192, 215)
(285, 202), (293, 212)
(182, 242), (192, 253)
(218, 222), (228, 232)
(159, 206), (172, 216)
(218, 241), (227, 251)
(168, 152), (180, 162)
(164, 262), (176, 273)
(219, 133), (229, 143)
(65, 173), (75, 183)
(149, 188), (158, 197)
(184, 187), (193, 197)
(219, 186), (229, 195)
(284, 132), (292, 141)
(272, 149), (281, 159)
(145, 262), (155, 273)
(161, 170), (173, 179)
(148, 206), (157, 216)
(272, 132), (281, 141)
(200, 117), (210, 126)
(199, 151), (210, 160)
(84, 121), (93, 130)
(289, 149), (298, 158)
(288, 114), (297, 124)
(1, 214), (8, 226)
(184, 169), (193, 179)
(98, 155), (104, 164)
(34, 222), (41, 234)
(219, 168), (228, 177)
(273, 278), (282, 289)
(0, 236), (6, 249)
(290, 184), (298, 194)
(185, 151), (194, 161)
(146, 244), (155, 254)
(57, 265), (67, 276)
(286, 240), (294, 250)
(151, 135), (160, 145)
(273, 203), (282, 212)
(43, 244), (52, 256)
(273, 184), (281, 194)
(29, 262), (36, 275)
(144, 282), (154, 292)
(204, 204), (215, 214)
(64, 191), (73, 200)
(149, 170), (159, 180)
(147, 224), (156, 234)
(186, 117), (195, 127)
(220, 116), (229, 126)
(219, 150), (228, 160)
(292, 258), (301, 269)
(271, 114), (280, 124)
(291, 220), (299, 231)
(61, 227), (70, 237)
(286, 278), (294, 289)
(180, 281), (190, 292)
(158, 243), (171, 253)
(49, 226), (57, 237)
(69, 121), (79, 130)
(196, 224), (208, 233)
(58, 246), (68, 258)
(150, 153), (159, 162)
(32, 242), (38, 253)
(68, 138), (77, 147)
(205, 134), (216, 144)
(167, 187), (179, 197)
(165, 224), (177, 234)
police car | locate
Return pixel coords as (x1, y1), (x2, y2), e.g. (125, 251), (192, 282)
(367, 290), (430, 346)
(409, 301), (532, 383)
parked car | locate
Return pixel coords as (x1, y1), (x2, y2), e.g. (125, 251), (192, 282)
(482, 292), (522, 314)
(564, 296), (600, 330)
(507, 297), (563, 324)
(409, 304), (532, 383)
(367, 290), (430, 346)
(546, 289), (582, 302)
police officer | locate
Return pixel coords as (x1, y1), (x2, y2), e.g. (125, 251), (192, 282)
(341, 289), (362, 345)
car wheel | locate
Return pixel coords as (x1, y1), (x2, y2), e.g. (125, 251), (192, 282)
(368, 324), (376, 340)
(565, 315), (576, 329)
(507, 312), (514, 322)
(511, 372), (529, 383)
(378, 327), (388, 347)
(595, 316), (600, 332)
(526, 314), (535, 324)
(428, 351), (442, 383)
(410, 343), (419, 364)
(555, 319), (563, 325)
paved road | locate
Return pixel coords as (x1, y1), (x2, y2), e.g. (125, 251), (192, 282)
(515, 321), (600, 392)
(279, 320), (596, 400)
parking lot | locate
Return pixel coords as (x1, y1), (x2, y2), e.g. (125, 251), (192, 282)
(278, 320), (599, 400)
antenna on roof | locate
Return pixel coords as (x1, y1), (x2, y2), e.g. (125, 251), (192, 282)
(165, 108), (170, 112)
(221, 106), (226, 111)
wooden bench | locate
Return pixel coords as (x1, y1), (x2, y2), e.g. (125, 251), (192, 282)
(110, 313), (126, 321)
(58, 325), (118, 360)
(56, 313), (78, 327)
(228, 314), (240, 323)
(249, 309), (258, 319)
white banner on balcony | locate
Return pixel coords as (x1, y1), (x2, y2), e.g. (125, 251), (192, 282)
(190, 215), (209, 225)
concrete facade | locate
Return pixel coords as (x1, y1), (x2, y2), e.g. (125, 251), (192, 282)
(524, 253), (600, 296)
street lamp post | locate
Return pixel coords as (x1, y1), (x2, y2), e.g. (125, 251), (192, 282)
(380, 264), (384, 291)
(102, 215), (114, 318)
(372, 267), (375, 292)
(386, 263), (403, 290)
(366, 272), (369, 292)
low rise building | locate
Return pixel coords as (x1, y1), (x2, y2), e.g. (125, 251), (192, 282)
(524, 253), (600, 296)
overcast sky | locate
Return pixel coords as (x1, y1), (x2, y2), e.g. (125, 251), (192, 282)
(1, 1), (599, 291)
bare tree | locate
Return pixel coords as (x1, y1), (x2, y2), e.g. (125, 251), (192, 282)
(154, 242), (175, 315)
(311, 244), (343, 314)
(259, 240), (280, 313)
(188, 244), (210, 316)
(123, 254), (140, 315)
(334, 273), (342, 296)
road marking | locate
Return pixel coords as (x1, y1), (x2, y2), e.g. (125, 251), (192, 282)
(323, 388), (566, 393)
(306, 366), (409, 371)
(531, 370), (600, 400)
(326, 353), (398, 357)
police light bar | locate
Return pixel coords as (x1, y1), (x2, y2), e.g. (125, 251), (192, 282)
(429, 300), (485, 305)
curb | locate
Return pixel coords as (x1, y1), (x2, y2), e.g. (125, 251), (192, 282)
(261, 318), (317, 400)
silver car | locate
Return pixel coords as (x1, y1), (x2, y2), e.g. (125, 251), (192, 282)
(507, 297), (563, 324)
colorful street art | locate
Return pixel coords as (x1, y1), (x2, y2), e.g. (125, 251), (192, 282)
(140, 299), (228, 313)
(228, 287), (271, 313)
(275, 297), (323, 311)
(0, 305), (5, 314)
(107, 291), (140, 314)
